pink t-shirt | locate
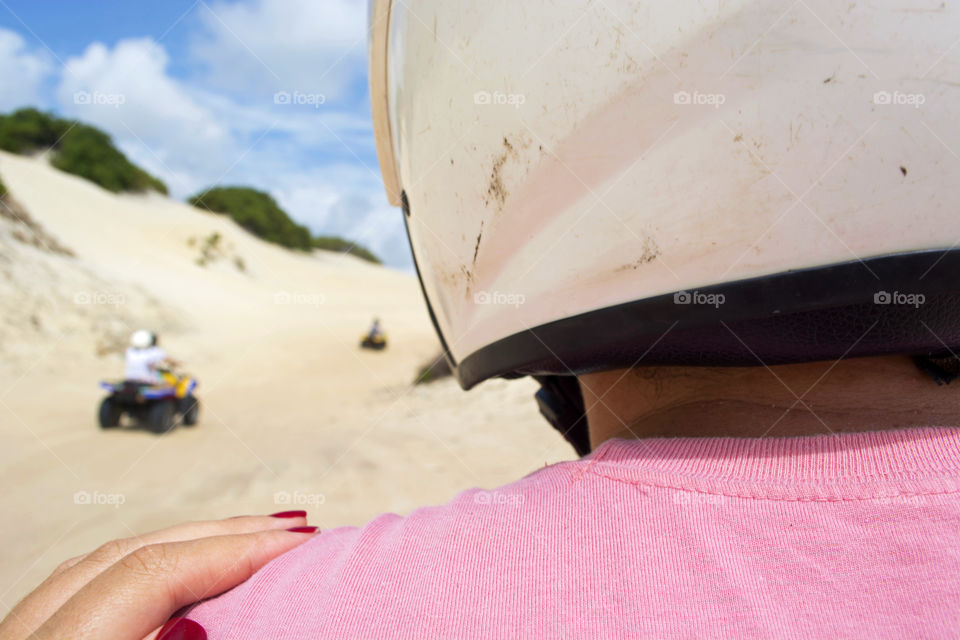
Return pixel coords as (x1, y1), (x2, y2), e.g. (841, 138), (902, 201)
(189, 428), (960, 638)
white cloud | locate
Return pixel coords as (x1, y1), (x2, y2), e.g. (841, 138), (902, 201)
(51, 35), (378, 200)
(56, 38), (237, 196)
(191, 0), (368, 102)
(0, 28), (53, 111)
(188, 85), (375, 152)
(31, 10), (410, 269)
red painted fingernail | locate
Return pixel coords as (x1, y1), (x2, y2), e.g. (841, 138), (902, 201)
(287, 526), (318, 533)
(270, 510), (307, 518)
(157, 617), (207, 640)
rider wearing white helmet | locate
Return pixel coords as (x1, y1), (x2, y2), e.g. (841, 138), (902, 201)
(124, 330), (176, 384)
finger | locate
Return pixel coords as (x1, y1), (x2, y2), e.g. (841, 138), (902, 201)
(35, 528), (317, 640)
(57, 512), (307, 578)
(1, 514), (307, 640)
(80, 513), (309, 568)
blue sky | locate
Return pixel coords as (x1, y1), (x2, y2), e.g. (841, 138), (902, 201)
(0, 0), (411, 268)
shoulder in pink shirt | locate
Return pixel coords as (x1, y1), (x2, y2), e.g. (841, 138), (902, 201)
(190, 427), (960, 639)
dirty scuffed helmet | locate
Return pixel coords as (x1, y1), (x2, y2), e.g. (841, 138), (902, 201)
(368, 1), (960, 452)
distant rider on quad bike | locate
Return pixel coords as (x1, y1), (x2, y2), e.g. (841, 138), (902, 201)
(100, 329), (199, 432)
(360, 318), (387, 350)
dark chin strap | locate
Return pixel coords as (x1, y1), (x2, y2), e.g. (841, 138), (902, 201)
(914, 355), (960, 385)
(534, 375), (591, 456)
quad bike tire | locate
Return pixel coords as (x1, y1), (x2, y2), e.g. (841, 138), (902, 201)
(98, 398), (122, 428)
(147, 400), (177, 434)
(179, 395), (200, 426)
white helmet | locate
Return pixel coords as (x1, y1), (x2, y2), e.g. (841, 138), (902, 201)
(130, 330), (154, 349)
(369, 1), (960, 451)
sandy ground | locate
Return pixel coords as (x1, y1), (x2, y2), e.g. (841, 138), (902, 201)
(0, 151), (574, 611)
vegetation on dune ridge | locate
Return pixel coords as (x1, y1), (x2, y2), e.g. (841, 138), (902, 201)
(189, 185), (381, 263)
(0, 108), (168, 195)
(312, 235), (381, 265)
(0, 109), (379, 263)
(188, 186), (312, 251)
(0, 107), (63, 154)
(52, 126), (167, 195)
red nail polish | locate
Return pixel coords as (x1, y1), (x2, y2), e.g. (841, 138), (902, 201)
(287, 526), (318, 533)
(270, 510), (307, 518)
(157, 617), (207, 640)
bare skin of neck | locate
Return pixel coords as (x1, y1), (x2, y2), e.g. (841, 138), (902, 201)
(579, 356), (960, 450)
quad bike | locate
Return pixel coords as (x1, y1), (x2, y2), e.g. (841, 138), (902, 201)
(98, 370), (199, 434)
(360, 333), (388, 351)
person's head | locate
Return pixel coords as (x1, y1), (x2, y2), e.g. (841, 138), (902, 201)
(368, 5), (960, 454)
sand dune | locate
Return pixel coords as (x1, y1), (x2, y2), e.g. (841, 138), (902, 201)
(0, 151), (572, 610)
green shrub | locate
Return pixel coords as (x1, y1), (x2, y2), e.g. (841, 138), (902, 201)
(188, 186), (312, 251)
(194, 231), (223, 267)
(311, 235), (381, 264)
(0, 108), (167, 195)
(188, 186), (382, 261)
(52, 125), (168, 195)
(0, 108), (70, 153)
(0, 174), (6, 199)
